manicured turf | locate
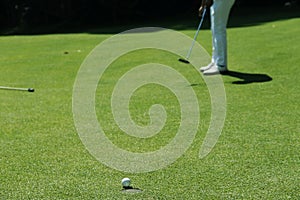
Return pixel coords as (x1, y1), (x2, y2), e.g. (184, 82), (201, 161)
(0, 12), (299, 199)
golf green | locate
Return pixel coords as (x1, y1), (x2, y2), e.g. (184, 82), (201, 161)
(0, 12), (299, 199)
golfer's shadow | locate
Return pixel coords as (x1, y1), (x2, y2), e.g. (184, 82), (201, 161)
(222, 71), (272, 84)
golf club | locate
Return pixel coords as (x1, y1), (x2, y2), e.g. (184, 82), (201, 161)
(178, 8), (207, 64)
(0, 86), (35, 92)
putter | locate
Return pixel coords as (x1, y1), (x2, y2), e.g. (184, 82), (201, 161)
(0, 86), (35, 92)
(179, 8), (207, 64)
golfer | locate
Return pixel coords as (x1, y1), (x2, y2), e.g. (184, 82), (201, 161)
(199, 0), (235, 75)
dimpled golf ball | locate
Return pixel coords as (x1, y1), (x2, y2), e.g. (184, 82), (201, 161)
(121, 178), (131, 187)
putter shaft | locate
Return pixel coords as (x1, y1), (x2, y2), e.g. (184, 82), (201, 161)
(0, 86), (35, 92)
(186, 8), (206, 59)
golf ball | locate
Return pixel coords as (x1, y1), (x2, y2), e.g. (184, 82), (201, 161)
(121, 178), (131, 187)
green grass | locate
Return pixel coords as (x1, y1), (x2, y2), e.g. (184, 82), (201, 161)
(0, 15), (299, 199)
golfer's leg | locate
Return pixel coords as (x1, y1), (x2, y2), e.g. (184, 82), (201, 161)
(211, 0), (235, 67)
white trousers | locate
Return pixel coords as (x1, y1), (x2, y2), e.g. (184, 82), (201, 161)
(211, 0), (235, 67)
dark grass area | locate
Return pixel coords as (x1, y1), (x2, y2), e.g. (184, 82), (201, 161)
(1, 4), (299, 35)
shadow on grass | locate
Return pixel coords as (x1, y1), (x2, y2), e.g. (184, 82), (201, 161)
(223, 71), (273, 84)
(190, 71), (272, 87)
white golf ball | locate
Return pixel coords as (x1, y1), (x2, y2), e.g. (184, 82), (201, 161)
(121, 178), (131, 187)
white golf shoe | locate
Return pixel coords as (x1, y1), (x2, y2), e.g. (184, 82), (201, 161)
(202, 64), (228, 75)
(199, 62), (215, 72)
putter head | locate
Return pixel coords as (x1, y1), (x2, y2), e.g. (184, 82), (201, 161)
(28, 88), (35, 92)
(178, 58), (190, 64)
